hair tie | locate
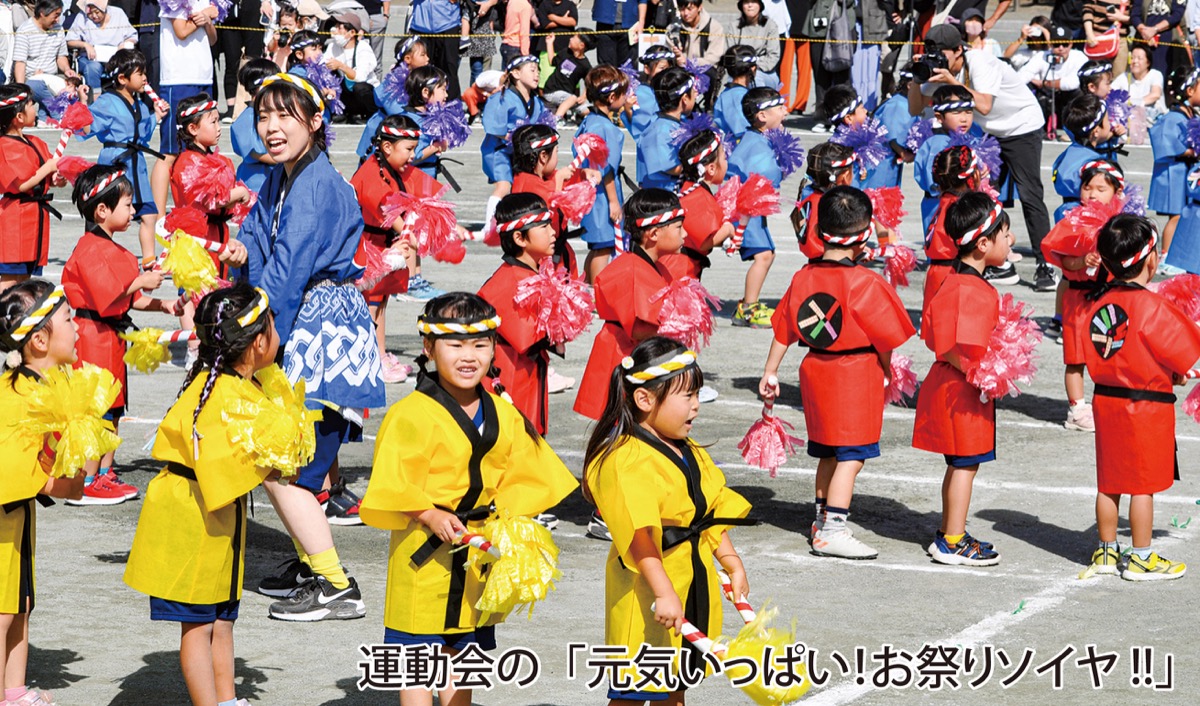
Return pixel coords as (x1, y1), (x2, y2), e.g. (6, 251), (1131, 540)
(821, 222), (875, 246)
(956, 200), (1004, 246)
(624, 349), (698, 385)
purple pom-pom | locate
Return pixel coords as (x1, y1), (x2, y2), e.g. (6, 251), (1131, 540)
(1187, 117), (1200, 154)
(905, 118), (934, 153)
(381, 64), (409, 109)
(669, 112), (719, 148)
(515, 111), (558, 131)
(1106, 88), (1130, 129)
(684, 59), (710, 96)
(948, 130), (1003, 180)
(1122, 183), (1146, 216)
(211, 0), (230, 23)
(765, 128), (806, 179)
(423, 100), (471, 149)
(159, 0), (191, 15)
(44, 91), (78, 120)
(619, 59), (641, 98)
(326, 124), (336, 147)
(304, 58), (344, 115)
(831, 117), (891, 170)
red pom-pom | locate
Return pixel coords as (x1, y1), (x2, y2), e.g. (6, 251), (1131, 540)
(1149, 274), (1200, 322)
(512, 258), (595, 345)
(181, 152), (236, 211)
(735, 174), (780, 218)
(228, 181), (257, 226)
(57, 156), (94, 184)
(715, 175), (742, 221)
(737, 401), (803, 478)
(573, 132), (610, 169)
(1184, 383), (1200, 424)
(381, 188), (461, 260)
(884, 353), (918, 405)
(58, 102), (93, 133)
(164, 205), (210, 239)
(355, 239), (409, 296)
(865, 186), (906, 229)
(548, 182), (597, 224)
(652, 278), (721, 350)
(433, 236), (466, 263)
(482, 221), (501, 248)
(883, 244), (917, 288)
(965, 293), (1043, 401)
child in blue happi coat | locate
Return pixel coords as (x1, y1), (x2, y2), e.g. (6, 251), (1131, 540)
(576, 65), (629, 283)
(1149, 66), (1200, 262)
(627, 45), (673, 140)
(636, 67), (695, 191)
(912, 85), (985, 232)
(713, 45), (757, 142)
(1051, 93), (1117, 223)
(356, 35), (429, 161)
(481, 54), (549, 231)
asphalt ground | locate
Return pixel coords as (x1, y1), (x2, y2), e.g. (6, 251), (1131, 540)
(18, 6), (1200, 705)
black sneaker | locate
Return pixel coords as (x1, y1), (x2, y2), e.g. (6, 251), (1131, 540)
(983, 262), (1019, 286)
(258, 558), (314, 598)
(586, 511), (612, 541)
(268, 575), (366, 621)
(1032, 263), (1059, 292)
(325, 482), (364, 527)
(1044, 318), (1063, 344)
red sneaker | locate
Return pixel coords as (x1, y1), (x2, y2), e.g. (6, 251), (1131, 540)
(103, 470), (140, 500)
(65, 474), (127, 506)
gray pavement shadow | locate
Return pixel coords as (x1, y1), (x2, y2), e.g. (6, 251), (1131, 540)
(728, 484), (807, 535)
(994, 391), (1068, 425)
(846, 494), (943, 550)
(27, 644), (86, 691)
(975, 508), (1172, 564)
(109, 652), (273, 705)
(94, 551), (129, 564)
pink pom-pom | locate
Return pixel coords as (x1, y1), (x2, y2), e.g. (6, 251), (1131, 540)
(1184, 384), (1200, 424)
(714, 175), (742, 221)
(549, 182), (597, 224)
(965, 293), (1043, 401)
(433, 236), (466, 264)
(735, 174), (780, 218)
(228, 184), (257, 226)
(58, 102), (93, 133)
(381, 187), (461, 260)
(181, 152), (236, 211)
(883, 244), (917, 288)
(1127, 105), (1149, 146)
(884, 353), (918, 405)
(482, 221), (501, 248)
(57, 156), (95, 184)
(737, 401), (803, 478)
(355, 240), (408, 295)
(1061, 198), (1123, 254)
(651, 278), (720, 351)
(865, 186), (906, 230)
(573, 132), (610, 169)
(188, 277), (233, 307)
(1149, 274), (1200, 322)
(512, 258), (596, 345)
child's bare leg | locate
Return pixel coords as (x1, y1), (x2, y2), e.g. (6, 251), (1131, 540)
(179, 622), (217, 706)
(1129, 493), (1154, 549)
(814, 457), (836, 502)
(2, 610), (29, 689)
(742, 250), (775, 305)
(211, 619), (236, 703)
(1065, 364), (1086, 402)
(370, 301), (387, 355)
(262, 478), (334, 556)
(826, 460), (864, 509)
(1096, 492), (1121, 544)
(400, 686), (435, 706)
(138, 214), (158, 263)
(584, 247), (614, 284)
(0, 274), (29, 293)
(1162, 214), (1180, 256)
(941, 465), (979, 536)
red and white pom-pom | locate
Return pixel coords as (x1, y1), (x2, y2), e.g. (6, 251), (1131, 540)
(883, 244), (917, 288)
(735, 174), (780, 219)
(181, 152), (237, 211)
(714, 175), (743, 221)
(737, 397), (803, 478)
(433, 236), (466, 264)
(651, 278), (721, 350)
(1056, 197), (1124, 255)
(1184, 383), (1200, 424)
(381, 187), (460, 260)
(966, 293), (1043, 401)
(571, 132), (610, 170)
(1149, 274), (1200, 322)
(356, 240), (408, 295)
(58, 101), (93, 133)
(884, 353), (918, 405)
(865, 186), (906, 230)
(56, 155), (95, 184)
(164, 205), (210, 238)
(512, 258), (595, 345)
(548, 182), (597, 224)
(228, 183), (257, 226)
(980, 179), (1000, 202)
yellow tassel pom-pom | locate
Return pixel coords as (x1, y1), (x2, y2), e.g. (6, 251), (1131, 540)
(120, 328), (172, 374)
(221, 365), (322, 476)
(158, 231), (218, 295)
(24, 363), (123, 478)
(468, 513), (562, 619)
(721, 605), (810, 705)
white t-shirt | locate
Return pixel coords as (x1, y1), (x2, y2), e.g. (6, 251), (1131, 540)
(326, 38), (379, 87)
(1126, 69), (1166, 114)
(922, 49), (1045, 138)
(159, 0), (214, 86)
(1015, 49), (1088, 92)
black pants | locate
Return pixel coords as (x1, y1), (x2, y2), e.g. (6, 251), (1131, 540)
(1033, 86), (1079, 131)
(595, 22), (635, 68)
(341, 80), (376, 121)
(995, 128), (1051, 265)
(424, 31), (462, 100)
(139, 28), (161, 92)
(808, 40), (850, 119)
(215, 0), (266, 104)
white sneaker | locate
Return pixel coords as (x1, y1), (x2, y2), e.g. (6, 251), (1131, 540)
(547, 368), (575, 394)
(533, 513), (559, 530)
(811, 527), (878, 560)
(1065, 401), (1095, 432)
(587, 512), (612, 541)
(698, 385), (719, 403)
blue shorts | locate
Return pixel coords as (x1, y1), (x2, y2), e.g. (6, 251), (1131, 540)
(739, 246), (774, 261)
(944, 450), (996, 468)
(0, 262), (42, 276)
(383, 626), (496, 651)
(807, 441), (881, 462)
(134, 201), (157, 219)
(294, 408), (362, 491)
(150, 597), (239, 623)
(103, 406), (125, 422)
(607, 688), (673, 701)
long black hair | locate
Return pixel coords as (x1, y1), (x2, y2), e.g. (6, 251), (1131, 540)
(0, 278), (56, 379)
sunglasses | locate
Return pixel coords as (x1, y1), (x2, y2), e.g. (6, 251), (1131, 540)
(1052, 41), (1072, 48)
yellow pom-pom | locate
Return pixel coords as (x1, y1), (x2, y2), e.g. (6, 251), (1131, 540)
(120, 328), (172, 373)
(721, 604), (810, 705)
(24, 363), (123, 478)
(221, 365), (322, 476)
(157, 231), (218, 295)
(468, 513), (562, 619)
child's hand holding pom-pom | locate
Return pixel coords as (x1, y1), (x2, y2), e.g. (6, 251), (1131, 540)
(24, 364), (122, 477)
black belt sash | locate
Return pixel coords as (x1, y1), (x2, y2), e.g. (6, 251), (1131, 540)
(5, 191), (62, 221)
(1067, 279), (1099, 291)
(803, 345), (877, 357)
(1093, 384), (1176, 404)
(680, 246), (712, 271)
(408, 374), (499, 629)
(166, 461), (197, 480)
(437, 158), (463, 192)
(2, 494), (53, 514)
(103, 140), (167, 161)
(75, 309), (134, 333)
(928, 258), (955, 267)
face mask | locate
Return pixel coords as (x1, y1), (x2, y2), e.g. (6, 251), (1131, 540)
(303, 18), (319, 31)
(331, 33), (349, 47)
(965, 22), (982, 37)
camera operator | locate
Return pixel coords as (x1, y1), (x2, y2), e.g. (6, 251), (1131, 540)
(907, 23), (1056, 291)
(1016, 24), (1088, 131)
(1002, 14), (1051, 69)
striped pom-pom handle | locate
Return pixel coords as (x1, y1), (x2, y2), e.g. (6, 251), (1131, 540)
(613, 222), (626, 254)
(143, 85), (169, 113)
(157, 329), (197, 344)
(762, 375), (779, 419)
(455, 530), (502, 559)
(716, 569), (757, 624)
(1186, 369), (1200, 380)
(650, 602), (727, 657)
(52, 130), (71, 160)
(723, 223), (747, 255)
(570, 141), (592, 170)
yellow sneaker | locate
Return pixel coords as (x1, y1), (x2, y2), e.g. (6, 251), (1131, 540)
(1084, 546), (1120, 577)
(732, 301), (774, 329)
(1121, 552), (1187, 582)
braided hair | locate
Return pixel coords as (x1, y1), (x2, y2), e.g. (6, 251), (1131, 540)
(932, 144), (981, 194)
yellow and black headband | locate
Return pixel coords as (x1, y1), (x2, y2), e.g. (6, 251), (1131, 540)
(417, 313), (502, 339)
(260, 73), (325, 112)
(621, 348), (697, 385)
(0, 285), (67, 353)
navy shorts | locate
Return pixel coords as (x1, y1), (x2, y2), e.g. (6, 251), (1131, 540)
(102, 406), (125, 423)
(607, 688), (673, 701)
(134, 201), (157, 219)
(944, 450), (996, 468)
(807, 441), (881, 462)
(294, 408), (363, 491)
(150, 597), (240, 623)
(0, 262), (43, 276)
(587, 240), (616, 251)
(383, 626), (496, 651)
(739, 245), (774, 261)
